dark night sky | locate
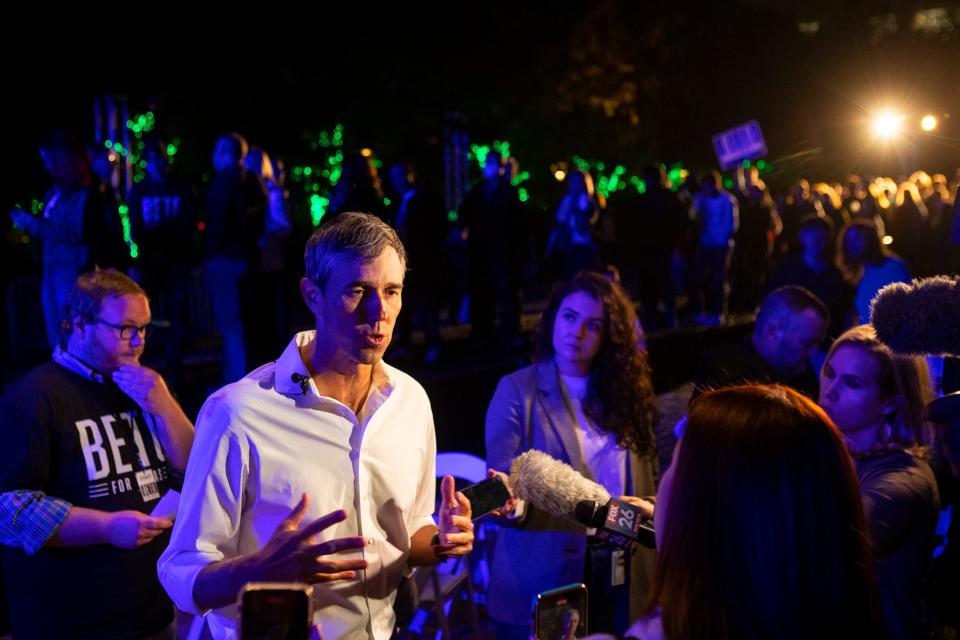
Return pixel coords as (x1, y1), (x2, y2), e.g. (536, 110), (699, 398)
(4, 1), (959, 206)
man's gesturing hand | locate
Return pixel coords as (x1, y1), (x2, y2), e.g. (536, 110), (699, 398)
(252, 494), (367, 583)
(433, 475), (474, 558)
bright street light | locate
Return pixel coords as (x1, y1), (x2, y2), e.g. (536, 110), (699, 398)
(872, 111), (905, 139)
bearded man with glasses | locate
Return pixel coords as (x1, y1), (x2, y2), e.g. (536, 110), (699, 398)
(0, 267), (194, 639)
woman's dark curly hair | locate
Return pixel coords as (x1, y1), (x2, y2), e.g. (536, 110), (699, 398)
(535, 271), (659, 455)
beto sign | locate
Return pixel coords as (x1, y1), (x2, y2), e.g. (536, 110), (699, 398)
(712, 120), (767, 170)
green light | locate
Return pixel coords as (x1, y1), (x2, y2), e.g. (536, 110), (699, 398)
(329, 167), (341, 184)
(293, 167), (303, 176)
(372, 159), (382, 169)
(118, 204), (129, 214)
(470, 144), (491, 167)
(104, 140), (112, 149)
(383, 197), (391, 206)
(595, 162), (605, 171)
(742, 160), (751, 168)
(137, 141), (145, 150)
(757, 160), (767, 169)
(448, 210), (459, 222)
(518, 171), (530, 181)
(518, 188), (529, 202)
(166, 144), (177, 156)
(598, 176), (610, 197)
(130, 245), (139, 259)
(572, 155), (591, 172)
(138, 160), (147, 169)
(131, 124), (141, 134)
(303, 166), (312, 176)
(310, 194), (329, 226)
(723, 177), (734, 190)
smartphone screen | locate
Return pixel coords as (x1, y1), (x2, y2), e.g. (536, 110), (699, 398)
(240, 584), (311, 640)
(460, 476), (511, 519)
(534, 583), (587, 640)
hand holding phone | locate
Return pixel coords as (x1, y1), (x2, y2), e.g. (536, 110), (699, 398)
(460, 474), (512, 520)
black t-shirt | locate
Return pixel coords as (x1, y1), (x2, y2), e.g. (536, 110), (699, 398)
(127, 173), (196, 265)
(0, 362), (174, 640)
(691, 339), (819, 404)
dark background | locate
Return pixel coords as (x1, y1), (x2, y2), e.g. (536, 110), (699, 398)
(4, 1), (959, 211)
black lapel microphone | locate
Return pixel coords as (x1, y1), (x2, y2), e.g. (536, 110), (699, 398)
(290, 373), (311, 395)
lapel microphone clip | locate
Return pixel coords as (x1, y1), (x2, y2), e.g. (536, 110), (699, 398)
(290, 373), (311, 396)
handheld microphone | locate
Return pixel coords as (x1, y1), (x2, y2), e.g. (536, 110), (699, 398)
(508, 450), (655, 549)
(290, 373), (311, 395)
(574, 499), (656, 549)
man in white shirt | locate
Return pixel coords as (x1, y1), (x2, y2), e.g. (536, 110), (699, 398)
(158, 212), (473, 639)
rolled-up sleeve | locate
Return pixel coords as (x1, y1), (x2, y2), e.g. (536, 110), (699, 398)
(0, 490), (71, 555)
(157, 397), (249, 614)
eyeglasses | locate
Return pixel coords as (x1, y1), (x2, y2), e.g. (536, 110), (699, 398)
(94, 318), (154, 340)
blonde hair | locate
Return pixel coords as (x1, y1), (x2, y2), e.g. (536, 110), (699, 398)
(824, 324), (933, 454)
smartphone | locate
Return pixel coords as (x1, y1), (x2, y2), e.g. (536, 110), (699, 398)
(533, 583), (587, 640)
(239, 582), (312, 640)
(460, 475), (511, 520)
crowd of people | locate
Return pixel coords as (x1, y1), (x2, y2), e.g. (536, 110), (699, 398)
(1, 129), (959, 639)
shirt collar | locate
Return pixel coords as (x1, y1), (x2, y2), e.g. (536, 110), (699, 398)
(274, 330), (395, 398)
(52, 346), (107, 384)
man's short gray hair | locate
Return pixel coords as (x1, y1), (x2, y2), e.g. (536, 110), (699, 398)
(304, 212), (407, 290)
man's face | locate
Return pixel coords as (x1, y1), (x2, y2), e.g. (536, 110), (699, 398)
(799, 226), (828, 255)
(211, 138), (238, 172)
(770, 308), (827, 376)
(307, 247), (404, 365)
(76, 294), (150, 373)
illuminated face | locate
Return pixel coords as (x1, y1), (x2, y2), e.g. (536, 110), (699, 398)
(561, 609), (580, 637)
(76, 294), (150, 373)
(308, 247), (404, 366)
(819, 344), (893, 437)
(552, 291), (605, 374)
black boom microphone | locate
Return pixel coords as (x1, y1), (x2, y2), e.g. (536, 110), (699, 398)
(870, 276), (960, 356)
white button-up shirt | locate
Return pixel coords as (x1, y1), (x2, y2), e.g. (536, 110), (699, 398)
(158, 331), (437, 639)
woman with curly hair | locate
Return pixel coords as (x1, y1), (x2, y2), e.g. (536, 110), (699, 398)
(485, 270), (659, 638)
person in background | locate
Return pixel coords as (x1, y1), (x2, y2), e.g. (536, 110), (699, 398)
(624, 385), (882, 640)
(486, 271), (658, 638)
(819, 325), (940, 639)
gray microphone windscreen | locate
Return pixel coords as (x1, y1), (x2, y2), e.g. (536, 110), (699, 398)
(508, 450), (611, 521)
